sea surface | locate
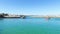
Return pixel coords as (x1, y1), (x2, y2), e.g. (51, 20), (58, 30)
(0, 18), (60, 34)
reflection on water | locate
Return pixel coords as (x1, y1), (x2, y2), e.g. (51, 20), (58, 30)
(0, 18), (4, 34)
(0, 18), (4, 20)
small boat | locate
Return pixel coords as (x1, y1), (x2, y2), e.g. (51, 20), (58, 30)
(20, 15), (26, 19)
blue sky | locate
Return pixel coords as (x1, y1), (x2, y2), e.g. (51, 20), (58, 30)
(0, 0), (60, 15)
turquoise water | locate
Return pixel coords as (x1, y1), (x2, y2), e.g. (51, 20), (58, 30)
(0, 18), (60, 34)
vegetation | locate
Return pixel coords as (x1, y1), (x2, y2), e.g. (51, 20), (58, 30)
(0, 14), (4, 18)
(0, 13), (8, 18)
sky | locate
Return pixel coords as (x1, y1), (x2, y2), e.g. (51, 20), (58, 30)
(0, 0), (60, 15)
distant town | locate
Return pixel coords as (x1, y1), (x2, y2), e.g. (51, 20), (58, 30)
(0, 13), (60, 19)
